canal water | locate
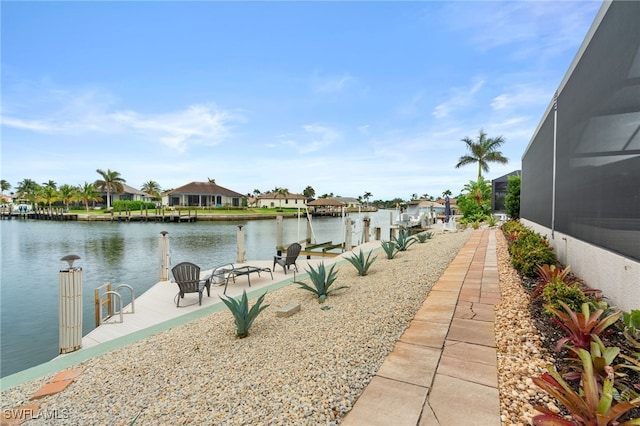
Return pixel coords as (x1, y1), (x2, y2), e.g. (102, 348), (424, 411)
(0, 210), (395, 377)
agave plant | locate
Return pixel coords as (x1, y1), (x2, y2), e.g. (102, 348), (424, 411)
(294, 262), (348, 303)
(415, 231), (433, 243)
(548, 301), (622, 352)
(532, 349), (640, 425)
(393, 229), (417, 251)
(220, 290), (270, 338)
(381, 240), (398, 259)
(345, 249), (377, 276)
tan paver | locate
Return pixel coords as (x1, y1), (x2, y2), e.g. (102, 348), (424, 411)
(30, 380), (74, 400)
(447, 317), (495, 347)
(428, 374), (500, 426)
(376, 342), (441, 388)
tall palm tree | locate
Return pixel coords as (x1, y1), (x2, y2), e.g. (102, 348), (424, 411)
(58, 184), (78, 211)
(78, 182), (103, 212)
(42, 180), (57, 189)
(37, 185), (59, 212)
(455, 129), (509, 180)
(0, 180), (11, 194)
(303, 186), (316, 199)
(95, 169), (126, 209)
(362, 191), (372, 206)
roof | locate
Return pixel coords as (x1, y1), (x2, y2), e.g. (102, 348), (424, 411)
(167, 182), (244, 197)
(334, 196), (360, 205)
(307, 197), (346, 207)
(257, 191), (306, 200)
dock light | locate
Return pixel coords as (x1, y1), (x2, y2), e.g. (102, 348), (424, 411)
(60, 254), (81, 269)
(160, 230), (168, 236)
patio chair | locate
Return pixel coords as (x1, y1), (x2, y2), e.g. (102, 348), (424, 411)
(273, 242), (301, 274)
(171, 262), (211, 307)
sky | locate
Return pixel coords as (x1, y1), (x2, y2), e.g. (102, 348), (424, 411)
(1, 1), (603, 201)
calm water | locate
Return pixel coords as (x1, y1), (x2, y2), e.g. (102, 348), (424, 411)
(0, 210), (394, 377)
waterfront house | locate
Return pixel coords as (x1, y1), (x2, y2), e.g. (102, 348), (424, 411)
(163, 182), (244, 207)
(101, 184), (154, 205)
(256, 191), (307, 209)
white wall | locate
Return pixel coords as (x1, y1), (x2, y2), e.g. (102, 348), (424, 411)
(521, 219), (639, 312)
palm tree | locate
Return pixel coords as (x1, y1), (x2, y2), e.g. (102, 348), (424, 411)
(455, 129), (509, 180)
(58, 184), (78, 211)
(0, 180), (11, 194)
(208, 177), (216, 185)
(15, 179), (40, 208)
(141, 180), (162, 202)
(95, 169), (126, 209)
(362, 191), (372, 207)
(78, 182), (103, 212)
(442, 189), (452, 198)
(42, 180), (57, 189)
(37, 185), (59, 212)
(303, 186), (316, 199)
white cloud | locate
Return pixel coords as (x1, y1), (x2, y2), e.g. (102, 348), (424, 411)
(491, 84), (553, 112)
(1, 85), (241, 152)
(432, 78), (485, 119)
(312, 71), (353, 93)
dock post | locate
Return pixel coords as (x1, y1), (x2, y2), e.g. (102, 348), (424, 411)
(344, 218), (353, 252)
(237, 225), (246, 263)
(363, 217), (370, 243)
(59, 254), (83, 354)
(159, 231), (170, 281)
(306, 215), (313, 243)
(276, 216), (283, 255)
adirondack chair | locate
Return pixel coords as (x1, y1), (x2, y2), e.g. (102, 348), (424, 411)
(171, 262), (211, 307)
(273, 243), (301, 274)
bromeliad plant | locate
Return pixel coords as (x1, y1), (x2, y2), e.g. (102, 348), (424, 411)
(294, 262), (348, 303)
(532, 348), (640, 425)
(346, 249), (377, 276)
(548, 301), (622, 353)
(381, 240), (398, 259)
(220, 290), (270, 338)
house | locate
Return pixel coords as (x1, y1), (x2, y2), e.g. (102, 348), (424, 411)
(256, 191), (307, 209)
(306, 197), (346, 215)
(100, 184), (154, 205)
(163, 182), (244, 208)
(334, 197), (361, 209)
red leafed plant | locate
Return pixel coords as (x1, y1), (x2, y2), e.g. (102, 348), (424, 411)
(532, 349), (640, 425)
(547, 301), (622, 353)
(532, 264), (579, 299)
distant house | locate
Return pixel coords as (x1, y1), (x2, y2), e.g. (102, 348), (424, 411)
(101, 184), (154, 205)
(257, 191), (307, 208)
(163, 182), (244, 207)
(334, 197), (361, 208)
(306, 197), (346, 215)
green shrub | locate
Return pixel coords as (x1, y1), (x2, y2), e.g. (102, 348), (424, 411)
(219, 290), (270, 338)
(345, 250), (377, 276)
(112, 200), (156, 211)
(542, 278), (589, 316)
(505, 175), (521, 219)
(415, 232), (433, 243)
(509, 230), (556, 277)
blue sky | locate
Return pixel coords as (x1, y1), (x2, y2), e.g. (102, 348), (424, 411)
(1, 1), (602, 201)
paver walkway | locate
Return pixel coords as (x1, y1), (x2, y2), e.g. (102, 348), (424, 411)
(342, 229), (501, 426)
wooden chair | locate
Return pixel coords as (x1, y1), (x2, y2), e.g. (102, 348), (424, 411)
(171, 262), (211, 307)
(273, 243), (301, 274)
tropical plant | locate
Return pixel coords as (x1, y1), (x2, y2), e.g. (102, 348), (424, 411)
(0, 179), (11, 194)
(381, 240), (398, 259)
(532, 264), (578, 299)
(509, 229), (556, 277)
(15, 178), (40, 207)
(362, 191), (372, 207)
(487, 215), (498, 227)
(345, 250), (377, 276)
(294, 262), (348, 303)
(532, 348), (640, 425)
(78, 182), (103, 212)
(547, 301), (622, 353)
(416, 232), (433, 243)
(505, 175), (521, 219)
(542, 278), (590, 316)
(393, 229), (417, 251)
(455, 129), (509, 180)
(303, 185), (316, 199)
(141, 180), (162, 201)
(36, 185), (59, 211)
(95, 169), (126, 209)
(219, 290), (269, 338)
(58, 184), (78, 211)
(457, 178), (492, 221)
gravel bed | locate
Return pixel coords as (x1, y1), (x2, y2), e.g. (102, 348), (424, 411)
(2, 229), (472, 425)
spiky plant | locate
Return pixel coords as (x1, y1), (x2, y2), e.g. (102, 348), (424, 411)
(294, 262), (348, 303)
(220, 290), (270, 338)
(381, 240), (398, 259)
(416, 231), (433, 243)
(345, 249), (377, 276)
(393, 229), (417, 251)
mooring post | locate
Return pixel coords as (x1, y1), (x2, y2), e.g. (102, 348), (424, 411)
(276, 216), (284, 255)
(237, 225), (246, 263)
(59, 254), (83, 354)
(363, 217), (370, 243)
(345, 218), (353, 252)
(158, 231), (170, 281)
